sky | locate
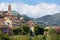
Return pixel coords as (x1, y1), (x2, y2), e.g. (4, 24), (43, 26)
(0, 0), (60, 18)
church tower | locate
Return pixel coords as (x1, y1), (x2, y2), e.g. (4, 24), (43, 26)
(8, 4), (11, 15)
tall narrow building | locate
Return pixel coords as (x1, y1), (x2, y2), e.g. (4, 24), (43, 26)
(8, 4), (11, 15)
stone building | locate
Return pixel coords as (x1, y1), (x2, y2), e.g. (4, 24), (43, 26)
(27, 20), (35, 35)
(0, 4), (25, 35)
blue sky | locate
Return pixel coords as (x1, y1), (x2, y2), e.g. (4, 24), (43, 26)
(20, 0), (60, 5)
(0, 0), (60, 5)
(0, 0), (60, 18)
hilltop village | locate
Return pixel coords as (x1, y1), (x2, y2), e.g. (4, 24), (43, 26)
(0, 4), (60, 36)
(0, 4), (60, 40)
(0, 4), (35, 35)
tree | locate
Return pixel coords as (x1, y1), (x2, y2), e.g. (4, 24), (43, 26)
(22, 24), (30, 35)
(13, 28), (21, 35)
(34, 25), (44, 35)
(2, 34), (9, 40)
(0, 30), (3, 40)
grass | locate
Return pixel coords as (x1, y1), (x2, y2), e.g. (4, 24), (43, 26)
(9, 35), (32, 40)
(9, 35), (60, 40)
(9, 35), (46, 40)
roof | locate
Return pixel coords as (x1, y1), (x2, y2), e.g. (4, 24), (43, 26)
(0, 11), (8, 14)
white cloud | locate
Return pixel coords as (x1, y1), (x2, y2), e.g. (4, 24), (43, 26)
(0, 2), (60, 18)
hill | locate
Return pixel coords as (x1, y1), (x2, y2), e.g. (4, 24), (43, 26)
(9, 11), (60, 26)
(34, 13), (60, 27)
(12, 11), (60, 26)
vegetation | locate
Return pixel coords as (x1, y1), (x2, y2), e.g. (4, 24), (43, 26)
(13, 28), (21, 35)
(0, 30), (9, 40)
(34, 25), (44, 35)
(0, 30), (3, 40)
(22, 24), (30, 35)
(9, 35), (31, 40)
(46, 28), (58, 40)
(0, 24), (60, 40)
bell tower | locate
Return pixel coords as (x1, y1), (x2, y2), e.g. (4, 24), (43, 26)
(8, 4), (11, 15)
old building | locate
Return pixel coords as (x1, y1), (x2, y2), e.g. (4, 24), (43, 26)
(0, 4), (25, 35)
(27, 20), (35, 35)
(28, 20), (35, 29)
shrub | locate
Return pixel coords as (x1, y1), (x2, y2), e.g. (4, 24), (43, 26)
(32, 35), (46, 40)
(37, 35), (46, 40)
(22, 24), (30, 35)
(34, 25), (44, 35)
(13, 28), (21, 35)
(57, 35), (60, 40)
(46, 28), (58, 40)
(32, 36), (39, 40)
(2, 34), (9, 40)
(0, 30), (3, 40)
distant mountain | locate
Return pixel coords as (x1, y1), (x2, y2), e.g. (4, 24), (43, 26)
(11, 11), (60, 26)
(34, 13), (60, 27)
(22, 15), (32, 21)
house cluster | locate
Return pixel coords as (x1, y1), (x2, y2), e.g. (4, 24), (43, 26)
(0, 4), (35, 35)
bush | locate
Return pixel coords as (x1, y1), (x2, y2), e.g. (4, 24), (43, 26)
(0, 30), (9, 40)
(0, 30), (3, 40)
(13, 28), (21, 35)
(37, 35), (46, 40)
(2, 34), (9, 40)
(32, 35), (46, 40)
(46, 28), (58, 40)
(22, 24), (30, 35)
(34, 25), (44, 35)
(57, 35), (60, 40)
(32, 36), (39, 40)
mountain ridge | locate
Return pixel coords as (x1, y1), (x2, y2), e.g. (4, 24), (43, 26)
(34, 13), (60, 26)
(11, 11), (60, 27)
